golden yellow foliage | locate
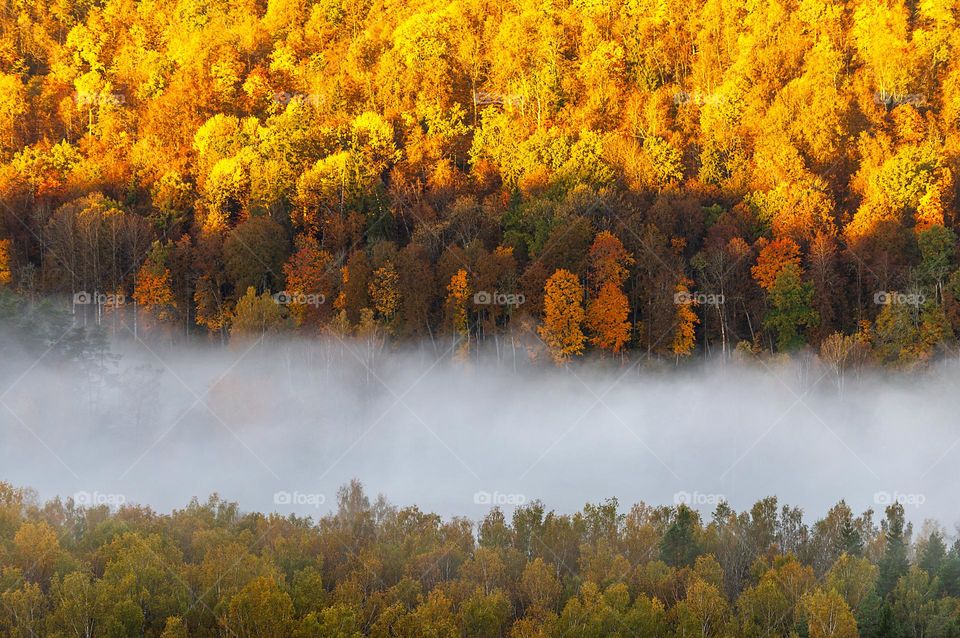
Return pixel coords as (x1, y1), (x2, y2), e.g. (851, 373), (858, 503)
(586, 281), (631, 355)
(446, 268), (471, 357)
(369, 262), (401, 322)
(752, 238), (802, 292)
(538, 269), (586, 365)
(671, 278), (698, 360)
(0, 238), (12, 286)
(133, 266), (176, 323)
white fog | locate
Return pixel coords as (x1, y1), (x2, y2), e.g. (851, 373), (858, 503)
(2, 338), (957, 532)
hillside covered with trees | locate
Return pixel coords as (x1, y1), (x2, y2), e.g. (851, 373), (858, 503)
(1, 0), (960, 365)
(2, 481), (960, 638)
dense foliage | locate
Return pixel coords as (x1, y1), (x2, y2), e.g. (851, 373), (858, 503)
(1, 481), (958, 637)
(3, 0), (960, 364)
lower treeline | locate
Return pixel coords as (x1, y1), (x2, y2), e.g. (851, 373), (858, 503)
(0, 481), (955, 638)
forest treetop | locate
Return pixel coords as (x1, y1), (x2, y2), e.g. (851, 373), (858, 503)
(0, 480), (956, 637)
(0, 481), (960, 638)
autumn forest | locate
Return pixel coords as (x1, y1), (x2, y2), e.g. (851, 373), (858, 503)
(0, 481), (956, 638)
(2, 0), (960, 635)
(0, 0), (959, 365)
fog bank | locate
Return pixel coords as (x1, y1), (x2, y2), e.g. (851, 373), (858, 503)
(2, 339), (958, 531)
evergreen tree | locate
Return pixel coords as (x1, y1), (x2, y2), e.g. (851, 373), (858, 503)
(660, 505), (701, 568)
(877, 504), (910, 598)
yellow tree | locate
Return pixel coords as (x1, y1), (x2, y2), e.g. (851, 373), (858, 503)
(673, 578), (730, 638)
(133, 243), (177, 330)
(586, 231), (634, 356)
(134, 266), (176, 325)
(0, 73), (26, 152)
(369, 261), (401, 331)
(851, 0), (916, 102)
(446, 268), (471, 358)
(826, 554), (879, 613)
(0, 239), (12, 286)
(333, 265), (349, 316)
(221, 577), (294, 638)
(586, 282), (631, 355)
(752, 238), (802, 292)
(672, 278), (699, 361)
(802, 589), (858, 638)
(538, 269), (586, 365)
(194, 275), (231, 338)
(12, 521), (61, 586)
(230, 287), (288, 343)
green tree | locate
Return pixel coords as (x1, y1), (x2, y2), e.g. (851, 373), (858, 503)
(764, 263), (819, 350)
(660, 505), (700, 567)
(877, 504), (910, 598)
(919, 531), (947, 576)
(918, 225), (957, 301)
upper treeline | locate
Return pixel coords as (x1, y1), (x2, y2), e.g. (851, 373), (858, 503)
(0, 0), (959, 364)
